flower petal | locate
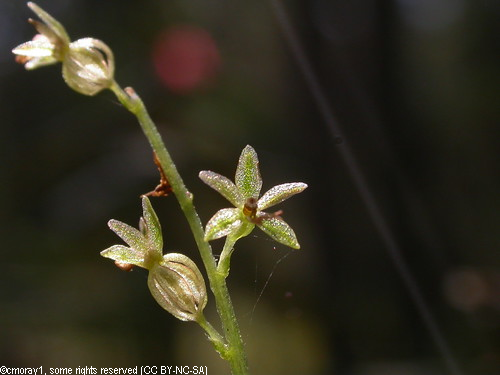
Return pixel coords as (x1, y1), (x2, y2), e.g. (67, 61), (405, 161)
(28, 19), (61, 47)
(258, 216), (301, 249)
(235, 145), (262, 199)
(24, 56), (59, 70)
(199, 170), (244, 207)
(141, 196), (163, 257)
(28, 2), (70, 45)
(12, 39), (55, 57)
(204, 208), (244, 241)
(100, 244), (146, 268)
(108, 219), (148, 254)
(258, 182), (308, 210)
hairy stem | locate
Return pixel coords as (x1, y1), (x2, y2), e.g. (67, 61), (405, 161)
(217, 236), (237, 277)
(110, 82), (249, 375)
(197, 314), (227, 357)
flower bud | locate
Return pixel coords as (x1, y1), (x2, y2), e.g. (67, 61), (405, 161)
(148, 253), (207, 322)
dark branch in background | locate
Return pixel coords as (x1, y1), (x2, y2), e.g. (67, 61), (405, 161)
(268, 1), (464, 374)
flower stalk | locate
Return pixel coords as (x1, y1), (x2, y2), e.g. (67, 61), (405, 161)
(109, 82), (249, 374)
(13, 4), (307, 375)
(217, 236), (238, 278)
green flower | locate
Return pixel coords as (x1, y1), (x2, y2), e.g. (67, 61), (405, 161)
(101, 196), (207, 322)
(199, 145), (307, 249)
(12, 2), (114, 96)
(100, 196), (163, 270)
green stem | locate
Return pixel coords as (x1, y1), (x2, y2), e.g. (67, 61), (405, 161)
(109, 82), (249, 375)
(217, 236), (237, 277)
(196, 314), (227, 357)
(217, 223), (254, 278)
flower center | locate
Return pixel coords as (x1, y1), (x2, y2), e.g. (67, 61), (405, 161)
(243, 197), (258, 220)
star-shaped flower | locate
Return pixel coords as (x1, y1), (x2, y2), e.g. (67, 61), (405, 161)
(199, 145), (307, 249)
(12, 2), (114, 96)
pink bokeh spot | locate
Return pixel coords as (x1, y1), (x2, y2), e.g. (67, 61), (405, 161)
(152, 25), (221, 94)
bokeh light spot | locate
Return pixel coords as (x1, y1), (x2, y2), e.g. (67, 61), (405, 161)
(152, 25), (220, 94)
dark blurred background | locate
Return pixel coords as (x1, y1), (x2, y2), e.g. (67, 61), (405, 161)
(1, 0), (498, 374)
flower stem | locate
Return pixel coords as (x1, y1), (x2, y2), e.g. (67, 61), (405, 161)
(109, 82), (249, 375)
(217, 236), (237, 277)
(196, 314), (227, 357)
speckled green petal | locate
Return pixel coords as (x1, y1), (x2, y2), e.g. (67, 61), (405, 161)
(108, 219), (147, 254)
(235, 145), (262, 199)
(12, 39), (55, 57)
(100, 244), (146, 268)
(199, 170), (244, 207)
(258, 182), (308, 210)
(26, 56), (59, 70)
(258, 216), (300, 249)
(204, 208), (244, 241)
(141, 196), (163, 258)
(28, 2), (70, 45)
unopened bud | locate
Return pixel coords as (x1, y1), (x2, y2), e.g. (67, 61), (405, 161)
(148, 253), (207, 322)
